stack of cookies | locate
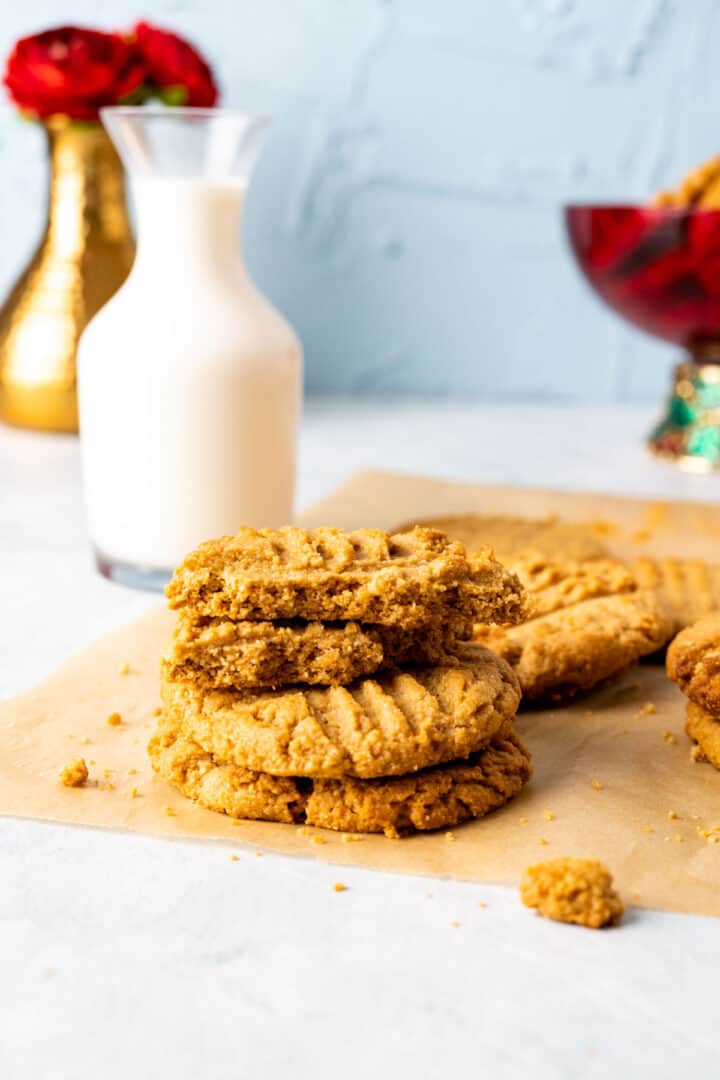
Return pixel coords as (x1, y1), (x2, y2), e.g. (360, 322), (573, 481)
(667, 614), (720, 767)
(149, 526), (532, 837)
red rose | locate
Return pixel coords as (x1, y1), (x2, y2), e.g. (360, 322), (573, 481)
(134, 21), (218, 107)
(3, 26), (146, 120)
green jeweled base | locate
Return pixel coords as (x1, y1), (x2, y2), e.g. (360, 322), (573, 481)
(648, 361), (720, 471)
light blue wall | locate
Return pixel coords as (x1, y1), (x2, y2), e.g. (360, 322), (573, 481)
(1, 1), (717, 398)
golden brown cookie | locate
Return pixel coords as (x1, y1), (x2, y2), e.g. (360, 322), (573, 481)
(630, 557), (720, 637)
(685, 701), (720, 769)
(165, 525), (526, 630)
(667, 614), (720, 715)
(477, 590), (670, 703)
(148, 718), (532, 838)
(397, 514), (608, 563)
(160, 644), (521, 778)
(165, 613), (457, 690)
(520, 857), (624, 929)
(512, 555), (636, 618)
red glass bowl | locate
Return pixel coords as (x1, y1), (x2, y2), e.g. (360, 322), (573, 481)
(565, 204), (720, 352)
(565, 204), (720, 470)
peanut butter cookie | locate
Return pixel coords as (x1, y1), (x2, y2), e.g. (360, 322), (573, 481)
(685, 701), (720, 770)
(667, 614), (720, 715)
(477, 588), (670, 703)
(398, 514), (608, 563)
(148, 719), (532, 837)
(165, 526), (526, 630)
(631, 557), (720, 637)
(160, 644), (521, 779)
(165, 613), (457, 691)
(520, 857), (624, 929)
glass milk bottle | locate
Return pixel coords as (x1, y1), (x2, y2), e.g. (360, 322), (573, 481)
(77, 108), (301, 590)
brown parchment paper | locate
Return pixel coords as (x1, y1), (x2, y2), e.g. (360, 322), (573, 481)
(4, 470), (720, 916)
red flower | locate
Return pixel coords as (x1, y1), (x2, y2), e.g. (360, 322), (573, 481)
(3, 26), (146, 120)
(134, 21), (218, 107)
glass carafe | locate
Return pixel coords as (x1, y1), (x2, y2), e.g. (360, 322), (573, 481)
(77, 108), (302, 590)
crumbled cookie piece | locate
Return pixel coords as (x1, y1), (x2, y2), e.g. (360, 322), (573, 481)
(58, 758), (88, 787)
(107, 712), (122, 726)
(520, 857), (624, 929)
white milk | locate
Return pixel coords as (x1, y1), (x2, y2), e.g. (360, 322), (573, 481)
(77, 178), (301, 573)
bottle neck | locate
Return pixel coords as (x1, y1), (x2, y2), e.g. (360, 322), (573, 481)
(130, 178), (247, 280)
(44, 121), (131, 253)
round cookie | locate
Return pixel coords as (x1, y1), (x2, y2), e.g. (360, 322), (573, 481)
(667, 613), (720, 715)
(630, 557), (720, 637)
(476, 590), (671, 704)
(685, 701), (720, 770)
(148, 719), (532, 838)
(160, 645), (521, 779)
(398, 513), (609, 563)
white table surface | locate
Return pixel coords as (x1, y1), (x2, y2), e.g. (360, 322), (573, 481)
(3, 398), (720, 1080)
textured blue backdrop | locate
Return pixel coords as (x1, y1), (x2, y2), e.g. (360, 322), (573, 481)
(1, 1), (717, 397)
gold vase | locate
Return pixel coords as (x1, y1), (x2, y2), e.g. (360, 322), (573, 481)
(0, 118), (135, 433)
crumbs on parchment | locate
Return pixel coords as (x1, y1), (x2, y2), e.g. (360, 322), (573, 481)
(58, 758), (88, 787)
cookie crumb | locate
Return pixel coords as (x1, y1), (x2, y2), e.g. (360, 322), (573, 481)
(341, 833), (363, 843)
(445, 831), (456, 841)
(591, 778), (604, 791)
(449, 920), (460, 928)
(667, 809), (679, 820)
(634, 702), (657, 720)
(333, 882), (347, 893)
(643, 824), (653, 833)
(58, 758), (88, 787)
(539, 837), (549, 846)
(164, 805), (176, 817)
(311, 835), (327, 845)
(79, 736), (92, 745)
(296, 826), (311, 837)
(153, 707), (162, 717)
(477, 901), (487, 909)
(255, 851), (263, 857)
(544, 810), (556, 822)
(230, 854), (240, 862)
(519, 817), (529, 826)
(127, 768), (138, 776)
(119, 663), (131, 676)
(661, 730), (677, 745)
(520, 857), (624, 929)
(107, 712), (122, 727)
(584, 710), (594, 719)
(674, 834), (684, 843)
(129, 787), (139, 799)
